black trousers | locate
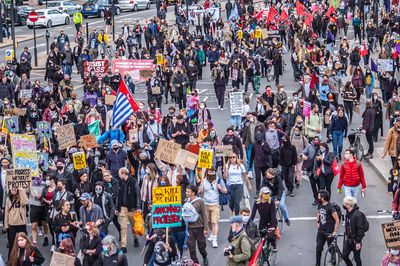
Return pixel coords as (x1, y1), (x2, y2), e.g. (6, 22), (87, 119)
(319, 173), (334, 195)
(316, 230), (334, 265)
(366, 131), (374, 154)
(343, 239), (362, 266)
(254, 165), (268, 192)
(187, 227), (207, 263)
(309, 173), (320, 201)
(344, 101), (353, 122)
(215, 87), (225, 108)
(281, 166), (294, 192)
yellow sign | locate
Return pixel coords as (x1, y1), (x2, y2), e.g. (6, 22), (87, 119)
(5, 50), (14, 61)
(255, 30), (262, 39)
(73, 152), (86, 170)
(198, 149), (213, 169)
(238, 30), (243, 39)
(156, 54), (163, 65)
(1, 117), (8, 134)
(152, 186), (182, 206)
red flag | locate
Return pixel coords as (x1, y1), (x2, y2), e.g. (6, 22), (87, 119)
(305, 14), (313, 27)
(255, 10), (263, 21)
(312, 32), (318, 39)
(325, 6), (335, 17)
(249, 239), (264, 266)
(296, 1), (305, 15)
(280, 9), (288, 21)
(268, 7), (279, 22)
(359, 44), (368, 57)
(394, 51), (398, 59)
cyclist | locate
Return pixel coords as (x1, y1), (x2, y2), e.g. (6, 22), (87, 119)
(249, 187), (278, 251)
(264, 168), (291, 226)
(315, 190), (340, 266)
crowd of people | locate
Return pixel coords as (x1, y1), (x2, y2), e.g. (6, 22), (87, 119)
(3, 0), (400, 264)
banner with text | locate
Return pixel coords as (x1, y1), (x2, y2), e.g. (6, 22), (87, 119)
(112, 60), (154, 81)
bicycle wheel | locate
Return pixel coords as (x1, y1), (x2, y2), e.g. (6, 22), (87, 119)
(354, 141), (364, 161)
(324, 246), (341, 266)
(267, 248), (277, 266)
(276, 207), (284, 234)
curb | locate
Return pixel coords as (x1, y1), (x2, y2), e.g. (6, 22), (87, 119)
(0, 34), (45, 49)
(367, 158), (388, 184)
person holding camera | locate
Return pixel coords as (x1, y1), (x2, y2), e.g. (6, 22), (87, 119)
(224, 216), (252, 266)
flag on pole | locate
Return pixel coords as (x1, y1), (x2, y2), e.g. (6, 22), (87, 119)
(296, 1), (305, 15)
(371, 59), (378, 73)
(325, 6), (335, 18)
(280, 9), (288, 21)
(228, 3), (239, 22)
(112, 80), (139, 128)
(267, 7), (279, 22)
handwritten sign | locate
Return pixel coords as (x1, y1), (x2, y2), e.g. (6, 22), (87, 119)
(156, 54), (164, 65)
(262, 29), (269, 39)
(218, 57), (230, 65)
(152, 186), (182, 228)
(229, 92), (243, 116)
(303, 101), (311, 117)
(255, 30), (262, 38)
(50, 251), (76, 266)
(11, 134), (39, 177)
(174, 149), (199, 170)
(139, 69), (153, 80)
(56, 124), (76, 150)
(37, 152), (49, 171)
(129, 128), (138, 143)
(214, 145), (233, 157)
(5, 117), (18, 133)
(36, 121), (52, 138)
(6, 168), (31, 190)
(1, 117), (7, 133)
(19, 89), (31, 99)
(154, 138), (181, 164)
(14, 108), (26, 116)
(198, 149), (213, 169)
(382, 221), (400, 248)
(105, 94), (116, 105)
(80, 134), (98, 149)
(73, 152), (86, 170)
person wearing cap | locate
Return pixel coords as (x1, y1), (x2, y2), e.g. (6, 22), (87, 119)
(250, 187), (278, 251)
(92, 181), (115, 235)
(224, 215), (252, 266)
(106, 140), (127, 181)
(78, 192), (104, 227)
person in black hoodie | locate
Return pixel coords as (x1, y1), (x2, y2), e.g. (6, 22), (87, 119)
(75, 114), (90, 141)
(362, 100), (376, 159)
(342, 196), (368, 266)
(92, 181), (115, 236)
(279, 135), (298, 197)
(221, 127), (243, 160)
(250, 131), (271, 195)
(102, 170), (121, 239)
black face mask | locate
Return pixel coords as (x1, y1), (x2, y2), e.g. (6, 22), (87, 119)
(342, 204), (347, 210)
(113, 147), (119, 151)
(56, 165), (63, 170)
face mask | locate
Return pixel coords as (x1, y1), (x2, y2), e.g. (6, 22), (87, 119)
(207, 174), (216, 182)
(145, 169), (150, 174)
(294, 131), (300, 136)
(249, 118), (254, 123)
(102, 245), (109, 252)
(95, 151), (100, 156)
(342, 204), (347, 210)
(391, 249), (400, 256)
(344, 154), (350, 160)
(4, 101), (8, 105)
(203, 143), (209, 148)
(314, 141), (319, 146)
(90, 112), (95, 116)
(68, 107), (73, 112)
(26, 127), (31, 131)
(172, 119), (177, 124)
(57, 165), (63, 171)
(95, 188), (102, 194)
(77, 119), (82, 123)
(97, 102), (102, 106)
(139, 105), (145, 109)
(394, 96), (397, 100)
(203, 125), (208, 130)
(269, 128), (275, 132)
(242, 216), (250, 223)
(297, 121), (302, 125)
(263, 194), (271, 201)
(200, 105), (205, 109)
(373, 96), (378, 100)
(210, 133), (216, 138)
(320, 148), (326, 153)
(189, 138), (195, 143)
(17, 240), (26, 248)
(317, 198), (323, 203)
(113, 147), (119, 151)
(294, 97), (299, 101)
(169, 110), (174, 114)
(280, 88), (284, 92)
(160, 182), (166, 186)
(45, 180), (51, 187)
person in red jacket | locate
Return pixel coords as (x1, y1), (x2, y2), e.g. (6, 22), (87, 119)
(337, 149), (366, 199)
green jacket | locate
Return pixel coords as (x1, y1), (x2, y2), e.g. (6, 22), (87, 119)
(197, 49), (205, 66)
(227, 229), (252, 266)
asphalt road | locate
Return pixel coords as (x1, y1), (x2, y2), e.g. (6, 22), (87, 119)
(0, 5), (395, 265)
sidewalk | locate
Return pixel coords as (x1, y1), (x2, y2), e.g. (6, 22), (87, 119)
(0, 34), (44, 49)
(368, 147), (391, 183)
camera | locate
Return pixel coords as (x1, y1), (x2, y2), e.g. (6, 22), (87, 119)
(224, 246), (234, 256)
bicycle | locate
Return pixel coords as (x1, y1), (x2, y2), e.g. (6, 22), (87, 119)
(323, 233), (345, 266)
(348, 128), (364, 161)
(256, 228), (277, 266)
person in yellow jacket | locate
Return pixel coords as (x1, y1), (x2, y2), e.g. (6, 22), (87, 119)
(73, 11), (83, 35)
(98, 29), (110, 54)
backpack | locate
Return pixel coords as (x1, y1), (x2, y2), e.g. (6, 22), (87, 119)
(358, 210), (370, 232)
(217, 178), (230, 210)
(238, 234), (256, 262)
(330, 202), (343, 222)
(182, 198), (200, 223)
(100, 250), (124, 265)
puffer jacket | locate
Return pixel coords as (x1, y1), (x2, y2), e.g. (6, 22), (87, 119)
(338, 157), (366, 188)
(227, 229), (252, 266)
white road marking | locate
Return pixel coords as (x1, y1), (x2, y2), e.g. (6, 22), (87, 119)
(203, 96), (208, 102)
(249, 93), (253, 100)
(219, 215), (392, 223)
(198, 89), (207, 94)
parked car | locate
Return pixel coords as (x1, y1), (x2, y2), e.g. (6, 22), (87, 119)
(26, 9), (70, 28)
(4, 6), (33, 26)
(47, 1), (82, 16)
(82, 0), (121, 18)
(118, 0), (150, 11)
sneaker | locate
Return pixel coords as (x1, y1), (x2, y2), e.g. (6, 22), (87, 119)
(364, 153), (373, 159)
(207, 233), (214, 242)
(285, 219), (292, 226)
(295, 183), (300, 189)
(230, 210), (234, 218)
(134, 238), (139, 247)
(290, 191), (295, 197)
(203, 256), (209, 266)
(38, 228), (43, 237)
(43, 236), (49, 247)
(50, 245), (56, 252)
(338, 154), (342, 161)
(272, 245), (278, 252)
(121, 247), (127, 253)
(248, 171), (253, 179)
(212, 237), (218, 248)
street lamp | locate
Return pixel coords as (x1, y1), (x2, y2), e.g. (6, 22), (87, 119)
(10, 0), (16, 60)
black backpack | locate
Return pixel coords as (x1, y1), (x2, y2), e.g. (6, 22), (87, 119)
(330, 202), (343, 222)
(357, 210), (370, 232)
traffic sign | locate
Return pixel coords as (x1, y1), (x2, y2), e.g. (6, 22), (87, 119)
(28, 11), (38, 23)
(5, 50), (14, 61)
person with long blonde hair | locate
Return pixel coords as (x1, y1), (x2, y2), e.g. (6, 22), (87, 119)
(79, 222), (102, 266)
(140, 162), (159, 216)
(9, 232), (45, 266)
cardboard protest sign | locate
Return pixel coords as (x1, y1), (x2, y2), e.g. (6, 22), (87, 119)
(5, 117), (18, 133)
(36, 121), (52, 138)
(255, 30), (262, 38)
(14, 108), (26, 116)
(50, 251), (76, 266)
(129, 128), (138, 143)
(238, 30), (243, 39)
(105, 94), (117, 105)
(229, 92), (243, 116)
(382, 221), (400, 248)
(1, 117), (7, 133)
(139, 70), (153, 80)
(73, 152), (87, 170)
(214, 145), (233, 157)
(303, 101), (311, 117)
(218, 57), (230, 65)
(154, 138), (181, 164)
(56, 124), (77, 150)
(261, 29), (269, 39)
(80, 134), (98, 149)
(174, 149), (199, 170)
(19, 89), (32, 99)
(11, 134), (39, 177)
(198, 149), (213, 169)
(37, 152), (49, 172)
(152, 186), (182, 228)
(6, 168), (31, 190)
(156, 54), (164, 65)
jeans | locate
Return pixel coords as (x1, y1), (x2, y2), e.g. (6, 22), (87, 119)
(244, 75), (254, 93)
(366, 131), (374, 154)
(230, 115), (240, 128)
(170, 230), (186, 257)
(229, 184), (243, 215)
(344, 185), (360, 200)
(62, 64), (72, 77)
(332, 130), (344, 157)
(343, 239), (362, 266)
(272, 190), (289, 220)
(188, 169), (196, 185)
(366, 84), (373, 99)
(246, 143), (253, 171)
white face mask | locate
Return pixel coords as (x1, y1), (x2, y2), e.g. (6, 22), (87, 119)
(242, 216), (250, 223)
(374, 96), (378, 100)
(344, 154), (350, 160)
(391, 249), (400, 256)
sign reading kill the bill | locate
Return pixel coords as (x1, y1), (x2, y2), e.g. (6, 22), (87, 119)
(6, 168), (31, 190)
(152, 186), (182, 228)
(154, 138), (181, 164)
